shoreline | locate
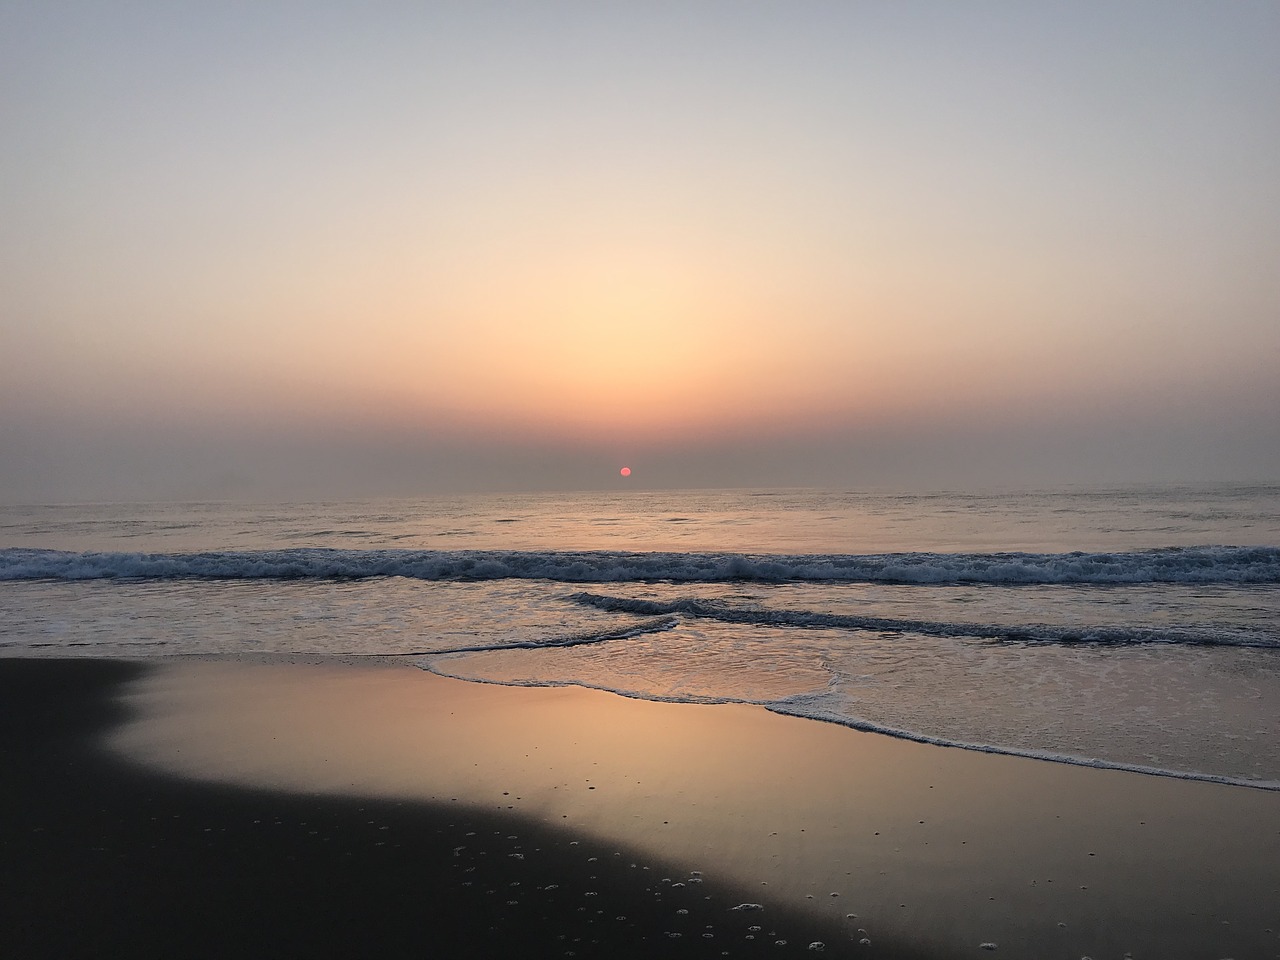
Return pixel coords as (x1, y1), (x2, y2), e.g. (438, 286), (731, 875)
(420, 656), (1280, 793)
(0, 658), (872, 959)
(5, 656), (1280, 959)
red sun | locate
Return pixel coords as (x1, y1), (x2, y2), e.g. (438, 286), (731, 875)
(619, 466), (632, 477)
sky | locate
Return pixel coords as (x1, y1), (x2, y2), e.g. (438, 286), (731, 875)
(2, 1), (1278, 501)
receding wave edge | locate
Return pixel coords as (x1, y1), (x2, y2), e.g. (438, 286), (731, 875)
(412, 658), (1280, 792)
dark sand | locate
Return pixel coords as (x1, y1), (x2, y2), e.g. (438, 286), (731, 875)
(4, 657), (1279, 959)
(0, 658), (907, 959)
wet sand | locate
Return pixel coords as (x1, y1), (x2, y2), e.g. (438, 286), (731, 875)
(4, 658), (1279, 959)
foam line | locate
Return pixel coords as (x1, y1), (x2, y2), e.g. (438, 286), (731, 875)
(3, 545), (1277, 584)
(568, 593), (1280, 648)
(409, 660), (1280, 792)
(348, 616), (679, 658)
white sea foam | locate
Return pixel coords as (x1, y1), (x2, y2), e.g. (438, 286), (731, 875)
(566, 593), (1280, 648)
(406, 616), (679, 657)
(412, 655), (1280, 792)
(2, 545), (1277, 585)
(763, 689), (1280, 792)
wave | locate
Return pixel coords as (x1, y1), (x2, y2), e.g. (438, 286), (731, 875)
(2, 545), (1278, 585)
(762, 691), (1280, 791)
(412, 661), (1280, 791)
(567, 593), (1280, 648)
(358, 616), (680, 658)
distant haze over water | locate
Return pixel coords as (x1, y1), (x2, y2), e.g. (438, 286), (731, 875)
(2, 3), (1278, 501)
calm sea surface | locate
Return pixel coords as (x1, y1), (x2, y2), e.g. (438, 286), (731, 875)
(3, 484), (1278, 787)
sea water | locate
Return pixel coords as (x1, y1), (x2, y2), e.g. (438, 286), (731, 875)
(2, 484), (1278, 787)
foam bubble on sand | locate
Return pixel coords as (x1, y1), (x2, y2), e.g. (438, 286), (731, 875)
(730, 903), (764, 912)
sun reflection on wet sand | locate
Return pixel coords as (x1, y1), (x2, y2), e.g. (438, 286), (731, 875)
(108, 659), (1280, 959)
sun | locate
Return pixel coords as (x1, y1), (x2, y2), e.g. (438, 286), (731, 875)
(619, 466), (631, 477)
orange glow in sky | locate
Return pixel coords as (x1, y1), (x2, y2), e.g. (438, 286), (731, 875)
(1, 4), (1278, 499)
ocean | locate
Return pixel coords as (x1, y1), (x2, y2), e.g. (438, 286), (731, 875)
(3, 484), (1278, 789)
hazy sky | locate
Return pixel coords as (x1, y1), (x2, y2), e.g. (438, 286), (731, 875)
(2, 2), (1278, 500)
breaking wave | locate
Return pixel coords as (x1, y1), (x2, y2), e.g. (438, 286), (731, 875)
(566, 593), (1280, 648)
(3, 545), (1278, 585)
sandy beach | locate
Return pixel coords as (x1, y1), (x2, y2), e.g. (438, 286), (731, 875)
(3, 657), (1278, 959)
